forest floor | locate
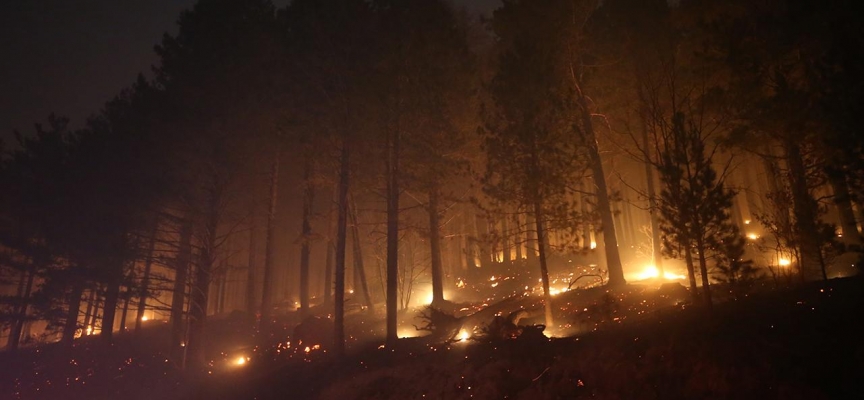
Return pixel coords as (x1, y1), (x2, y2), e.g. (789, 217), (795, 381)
(1, 276), (862, 399)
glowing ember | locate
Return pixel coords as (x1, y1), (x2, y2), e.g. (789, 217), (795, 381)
(234, 356), (248, 366)
(457, 329), (470, 342)
(590, 240), (597, 249)
(744, 219), (751, 224)
(456, 279), (466, 288)
(747, 233), (759, 240)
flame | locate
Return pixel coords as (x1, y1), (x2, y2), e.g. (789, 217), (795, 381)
(634, 265), (685, 280)
(457, 329), (470, 342)
(456, 279), (466, 288)
(549, 287), (569, 296)
(141, 316), (149, 321)
(778, 258), (791, 267)
(747, 233), (759, 240)
(589, 241), (597, 249)
(234, 356), (248, 366)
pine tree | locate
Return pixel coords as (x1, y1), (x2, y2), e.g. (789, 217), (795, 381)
(657, 112), (738, 307)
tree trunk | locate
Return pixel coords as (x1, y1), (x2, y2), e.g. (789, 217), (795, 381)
(6, 269), (35, 351)
(575, 83), (625, 286)
(349, 196), (373, 312)
(188, 239), (214, 369)
(501, 213), (511, 263)
(386, 124), (400, 347)
(695, 237), (712, 308)
(334, 143), (350, 357)
(428, 187), (444, 304)
(119, 291), (130, 333)
(323, 184), (337, 309)
(100, 263), (123, 343)
(188, 187), (220, 369)
(514, 214), (523, 261)
(260, 149), (281, 325)
(136, 223), (158, 333)
(683, 246), (699, 303)
(784, 138), (823, 279)
(90, 292), (102, 335)
(299, 155), (315, 317)
(82, 287), (96, 335)
(526, 213), (538, 260)
(216, 272), (226, 314)
(827, 170), (862, 247)
(62, 280), (84, 346)
(170, 221), (192, 357)
(246, 215), (258, 315)
(532, 200), (554, 328)
(642, 120), (664, 275)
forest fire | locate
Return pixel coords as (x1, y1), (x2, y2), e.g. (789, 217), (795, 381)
(632, 265), (686, 281)
(1, 0), (863, 398)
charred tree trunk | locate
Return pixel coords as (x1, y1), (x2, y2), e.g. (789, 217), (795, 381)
(526, 213), (538, 261)
(260, 149), (281, 325)
(385, 125), (400, 347)
(324, 240), (334, 308)
(574, 81), (625, 287)
(82, 287), (96, 335)
(428, 187), (444, 304)
(170, 221), (192, 357)
(695, 236), (712, 308)
(62, 280), (84, 346)
(533, 200), (555, 328)
(90, 292), (102, 335)
(349, 196), (373, 312)
(246, 215), (258, 315)
(100, 261), (124, 343)
(6, 269), (35, 351)
(135, 223), (158, 333)
(323, 184), (337, 309)
(299, 155), (315, 317)
(188, 233), (215, 369)
(683, 246), (699, 303)
(514, 214), (523, 261)
(119, 289), (131, 333)
(642, 118), (664, 275)
(784, 138), (824, 279)
(334, 143), (350, 357)
(501, 213), (511, 263)
(827, 170), (862, 247)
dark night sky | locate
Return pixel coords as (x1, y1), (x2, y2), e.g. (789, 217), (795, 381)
(0, 0), (499, 146)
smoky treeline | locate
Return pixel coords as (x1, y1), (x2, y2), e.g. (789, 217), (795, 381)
(1, 0), (862, 369)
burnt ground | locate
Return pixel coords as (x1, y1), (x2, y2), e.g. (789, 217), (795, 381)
(2, 276), (863, 399)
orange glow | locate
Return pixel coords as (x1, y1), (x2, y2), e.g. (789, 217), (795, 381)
(634, 265), (685, 280)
